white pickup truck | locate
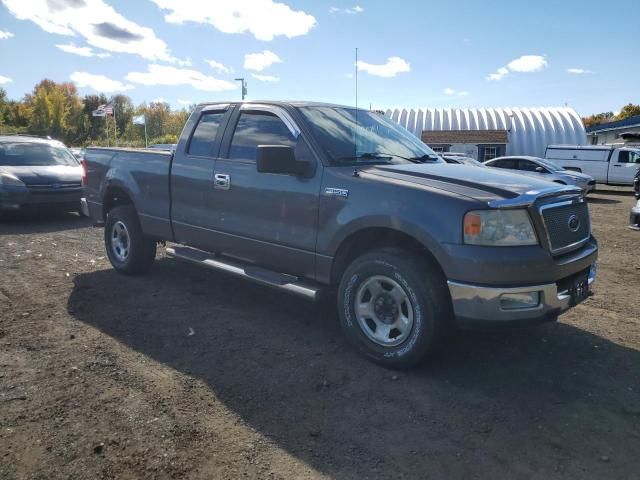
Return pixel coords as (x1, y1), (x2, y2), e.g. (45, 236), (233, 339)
(545, 145), (640, 186)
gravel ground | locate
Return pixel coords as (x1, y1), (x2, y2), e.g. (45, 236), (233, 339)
(1, 190), (639, 480)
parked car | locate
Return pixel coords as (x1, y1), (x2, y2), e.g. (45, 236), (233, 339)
(148, 143), (177, 151)
(84, 101), (597, 368)
(441, 154), (487, 167)
(70, 147), (85, 161)
(484, 156), (596, 194)
(630, 168), (640, 230)
(0, 135), (87, 215)
(545, 145), (640, 186)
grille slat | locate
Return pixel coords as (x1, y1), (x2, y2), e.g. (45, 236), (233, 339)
(540, 201), (590, 254)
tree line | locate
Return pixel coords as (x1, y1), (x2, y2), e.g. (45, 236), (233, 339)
(582, 103), (640, 129)
(0, 79), (194, 147)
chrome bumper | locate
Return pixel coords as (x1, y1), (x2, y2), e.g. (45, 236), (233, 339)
(448, 263), (596, 325)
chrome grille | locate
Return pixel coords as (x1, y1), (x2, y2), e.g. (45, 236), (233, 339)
(540, 200), (590, 254)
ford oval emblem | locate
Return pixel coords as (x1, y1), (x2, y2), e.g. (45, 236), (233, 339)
(567, 214), (580, 232)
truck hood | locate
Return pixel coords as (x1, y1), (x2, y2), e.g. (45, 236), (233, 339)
(0, 165), (82, 186)
(362, 163), (572, 203)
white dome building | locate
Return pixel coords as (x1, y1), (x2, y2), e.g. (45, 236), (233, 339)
(385, 107), (586, 160)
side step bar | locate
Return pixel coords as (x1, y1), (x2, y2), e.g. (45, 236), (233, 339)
(165, 246), (321, 301)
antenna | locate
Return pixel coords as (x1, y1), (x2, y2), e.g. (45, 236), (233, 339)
(355, 47), (358, 157)
(234, 78), (247, 100)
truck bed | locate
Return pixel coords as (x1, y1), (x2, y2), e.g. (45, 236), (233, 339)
(84, 147), (173, 239)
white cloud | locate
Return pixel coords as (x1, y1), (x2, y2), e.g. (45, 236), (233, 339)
(487, 66), (509, 81)
(251, 73), (279, 82)
(567, 68), (593, 75)
(487, 55), (548, 81)
(151, 0), (316, 41)
(356, 56), (410, 78)
(1, 0), (180, 62)
(0, 75), (12, 84)
(205, 59), (231, 74)
(56, 43), (111, 58)
(330, 5), (364, 14)
(0, 30), (14, 39)
(69, 72), (134, 92)
(507, 55), (548, 73)
(444, 88), (469, 96)
(126, 64), (237, 92)
(244, 50), (281, 71)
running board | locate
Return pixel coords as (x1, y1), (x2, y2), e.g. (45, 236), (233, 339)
(165, 246), (321, 301)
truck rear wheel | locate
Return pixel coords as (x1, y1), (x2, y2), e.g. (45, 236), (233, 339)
(337, 248), (451, 369)
(104, 205), (156, 275)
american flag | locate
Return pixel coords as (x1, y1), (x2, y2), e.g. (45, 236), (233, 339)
(99, 103), (114, 115)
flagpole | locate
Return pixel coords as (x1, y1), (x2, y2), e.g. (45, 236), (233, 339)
(113, 105), (117, 146)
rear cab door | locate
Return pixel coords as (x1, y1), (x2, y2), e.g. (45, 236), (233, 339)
(607, 148), (640, 185)
(170, 104), (234, 249)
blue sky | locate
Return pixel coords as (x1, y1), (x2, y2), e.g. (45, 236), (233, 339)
(0, 0), (637, 116)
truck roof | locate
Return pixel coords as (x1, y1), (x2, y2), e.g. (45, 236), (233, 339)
(546, 145), (615, 151)
(196, 100), (357, 110)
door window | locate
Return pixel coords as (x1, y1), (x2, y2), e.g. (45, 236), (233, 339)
(519, 159), (545, 172)
(619, 150), (640, 164)
(229, 111), (296, 161)
(188, 112), (226, 156)
(492, 158), (517, 169)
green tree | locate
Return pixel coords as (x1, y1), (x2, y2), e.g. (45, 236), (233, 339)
(617, 103), (640, 120)
(582, 112), (614, 129)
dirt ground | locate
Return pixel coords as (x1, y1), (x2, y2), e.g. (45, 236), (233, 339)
(1, 189), (639, 480)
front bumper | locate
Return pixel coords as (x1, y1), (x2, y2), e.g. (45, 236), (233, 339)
(0, 185), (83, 212)
(448, 263), (596, 327)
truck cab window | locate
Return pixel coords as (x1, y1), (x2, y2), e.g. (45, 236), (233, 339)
(229, 111), (295, 161)
(619, 150), (640, 164)
(188, 112), (225, 156)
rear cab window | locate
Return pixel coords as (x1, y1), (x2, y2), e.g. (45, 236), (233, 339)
(188, 111), (226, 156)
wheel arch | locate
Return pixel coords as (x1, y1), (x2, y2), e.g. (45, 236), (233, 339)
(329, 226), (448, 286)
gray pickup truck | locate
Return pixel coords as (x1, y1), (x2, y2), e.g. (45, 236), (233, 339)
(85, 101), (598, 368)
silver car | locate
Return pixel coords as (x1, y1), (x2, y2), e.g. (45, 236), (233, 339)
(484, 156), (596, 194)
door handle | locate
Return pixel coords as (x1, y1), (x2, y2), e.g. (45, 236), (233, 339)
(214, 173), (230, 190)
(613, 165), (622, 167)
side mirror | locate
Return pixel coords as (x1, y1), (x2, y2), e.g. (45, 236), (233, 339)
(535, 166), (545, 173)
(256, 145), (307, 175)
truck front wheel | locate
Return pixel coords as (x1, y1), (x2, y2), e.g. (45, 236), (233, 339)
(104, 205), (156, 275)
(337, 248), (451, 369)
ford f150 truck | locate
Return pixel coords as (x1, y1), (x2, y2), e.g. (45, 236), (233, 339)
(84, 101), (598, 368)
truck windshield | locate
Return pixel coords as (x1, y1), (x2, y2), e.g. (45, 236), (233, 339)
(0, 142), (78, 167)
(299, 106), (441, 165)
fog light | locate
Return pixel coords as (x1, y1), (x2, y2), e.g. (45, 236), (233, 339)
(500, 292), (540, 310)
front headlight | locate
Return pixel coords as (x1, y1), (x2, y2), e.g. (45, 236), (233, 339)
(0, 174), (26, 187)
(463, 209), (538, 246)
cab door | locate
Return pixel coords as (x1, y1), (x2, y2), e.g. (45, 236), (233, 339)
(207, 105), (322, 280)
(170, 105), (233, 249)
(608, 149), (640, 185)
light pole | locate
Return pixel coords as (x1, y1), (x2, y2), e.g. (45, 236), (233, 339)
(235, 78), (247, 100)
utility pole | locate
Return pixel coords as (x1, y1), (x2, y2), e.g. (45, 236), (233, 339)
(235, 78), (247, 100)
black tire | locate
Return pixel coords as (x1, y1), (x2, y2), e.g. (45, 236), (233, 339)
(337, 248), (452, 369)
(104, 205), (156, 275)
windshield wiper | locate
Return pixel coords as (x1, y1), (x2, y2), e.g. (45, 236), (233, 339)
(378, 152), (440, 164)
(334, 152), (393, 163)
